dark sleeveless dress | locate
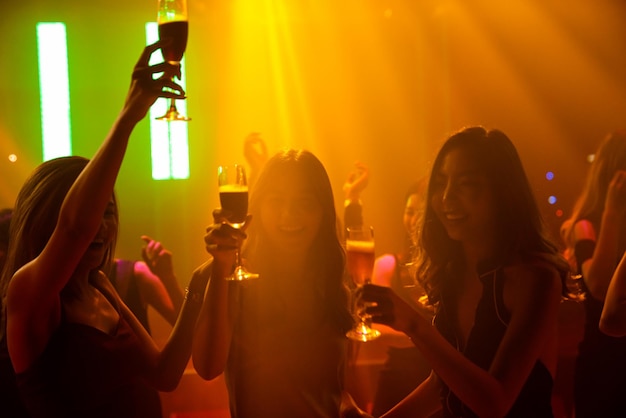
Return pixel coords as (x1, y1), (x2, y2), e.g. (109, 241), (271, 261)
(16, 312), (153, 418)
(0, 335), (30, 417)
(434, 265), (554, 418)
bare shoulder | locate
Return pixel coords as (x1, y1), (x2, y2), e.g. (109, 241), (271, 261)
(134, 260), (151, 276)
(373, 254), (396, 286)
(573, 219), (596, 242)
(504, 257), (561, 280)
(133, 261), (159, 284)
(503, 259), (562, 306)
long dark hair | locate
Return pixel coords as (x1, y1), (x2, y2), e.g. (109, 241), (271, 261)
(416, 127), (570, 304)
(561, 130), (626, 253)
(243, 149), (352, 332)
(0, 157), (118, 311)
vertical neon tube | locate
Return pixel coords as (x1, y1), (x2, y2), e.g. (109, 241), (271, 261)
(37, 22), (72, 161)
(145, 22), (190, 180)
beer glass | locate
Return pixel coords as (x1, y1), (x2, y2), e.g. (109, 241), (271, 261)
(217, 164), (259, 280)
(155, 0), (190, 121)
(345, 226), (381, 341)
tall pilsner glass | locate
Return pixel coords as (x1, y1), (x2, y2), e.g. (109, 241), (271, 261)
(156, 0), (190, 121)
(346, 226), (381, 341)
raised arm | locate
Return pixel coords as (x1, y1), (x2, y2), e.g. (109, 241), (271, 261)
(243, 132), (268, 190)
(343, 162), (369, 231)
(192, 213), (246, 380)
(600, 252), (626, 336)
(139, 265), (210, 391)
(578, 170), (626, 300)
(6, 42), (184, 373)
(136, 235), (184, 326)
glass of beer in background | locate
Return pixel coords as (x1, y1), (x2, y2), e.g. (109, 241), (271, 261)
(345, 226), (380, 341)
(217, 164), (259, 280)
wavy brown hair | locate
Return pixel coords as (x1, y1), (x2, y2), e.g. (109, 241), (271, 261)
(415, 127), (570, 305)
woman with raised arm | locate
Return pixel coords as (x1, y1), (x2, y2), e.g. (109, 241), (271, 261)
(0, 42), (208, 418)
(362, 127), (570, 417)
(192, 149), (370, 418)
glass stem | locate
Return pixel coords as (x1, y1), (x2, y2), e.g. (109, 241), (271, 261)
(235, 247), (243, 269)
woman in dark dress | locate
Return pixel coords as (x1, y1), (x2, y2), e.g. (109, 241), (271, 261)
(362, 127), (570, 417)
(0, 43), (206, 418)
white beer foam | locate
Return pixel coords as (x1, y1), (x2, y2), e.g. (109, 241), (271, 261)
(346, 240), (374, 252)
(218, 184), (248, 193)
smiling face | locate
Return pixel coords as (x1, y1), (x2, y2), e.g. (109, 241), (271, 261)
(258, 170), (323, 259)
(429, 147), (498, 250)
(79, 197), (118, 271)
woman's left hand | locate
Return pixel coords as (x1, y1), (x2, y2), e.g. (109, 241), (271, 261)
(361, 283), (422, 335)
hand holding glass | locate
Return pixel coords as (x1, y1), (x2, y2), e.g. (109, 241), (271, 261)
(346, 226), (381, 341)
(217, 165), (259, 280)
(156, 0), (190, 121)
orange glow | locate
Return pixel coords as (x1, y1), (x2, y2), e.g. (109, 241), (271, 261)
(1, 0), (626, 272)
(2, 3), (626, 416)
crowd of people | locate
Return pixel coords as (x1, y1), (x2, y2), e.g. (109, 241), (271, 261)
(1, 39), (626, 418)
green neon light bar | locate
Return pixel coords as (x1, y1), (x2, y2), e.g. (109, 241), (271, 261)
(37, 22), (72, 161)
(145, 22), (190, 180)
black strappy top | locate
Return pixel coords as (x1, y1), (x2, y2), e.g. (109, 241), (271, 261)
(16, 299), (151, 417)
(434, 265), (554, 417)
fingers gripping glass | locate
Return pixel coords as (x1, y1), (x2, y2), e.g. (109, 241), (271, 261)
(345, 226), (381, 342)
(156, 0), (190, 121)
(217, 165), (259, 280)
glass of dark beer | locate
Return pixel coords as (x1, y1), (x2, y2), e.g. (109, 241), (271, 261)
(345, 226), (380, 341)
(217, 164), (259, 280)
(156, 0), (190, 121)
